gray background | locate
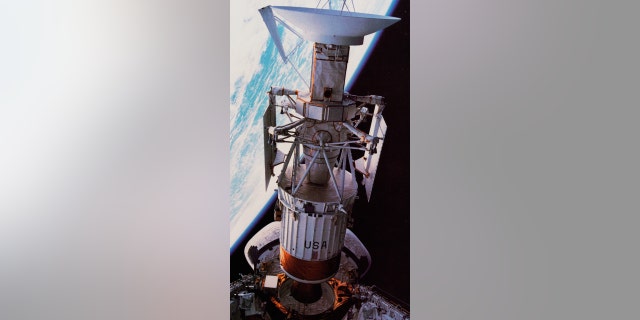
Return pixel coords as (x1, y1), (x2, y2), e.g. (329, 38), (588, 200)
(0, 0), (638, 319)
(414, 0), (640, 319)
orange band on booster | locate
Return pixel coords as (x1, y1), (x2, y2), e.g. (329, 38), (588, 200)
(280, 247), (341, 282)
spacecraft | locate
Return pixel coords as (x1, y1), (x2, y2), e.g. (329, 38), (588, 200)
(230, 2), (409, 319)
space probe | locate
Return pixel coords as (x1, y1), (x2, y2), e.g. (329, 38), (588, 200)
(230, 3), (409, 319)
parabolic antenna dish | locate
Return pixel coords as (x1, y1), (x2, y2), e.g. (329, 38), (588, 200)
(270, 6), (400, 45)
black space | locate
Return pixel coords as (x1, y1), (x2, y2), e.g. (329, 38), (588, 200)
(231, 0), (410, 305)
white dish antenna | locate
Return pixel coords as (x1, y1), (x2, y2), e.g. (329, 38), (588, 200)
(260, 6), (400, 49)
(269, 6), (400, 45)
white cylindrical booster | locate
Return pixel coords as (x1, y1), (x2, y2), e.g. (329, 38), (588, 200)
(277, 166), (357, 283)
(281, 205), (348, 261)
